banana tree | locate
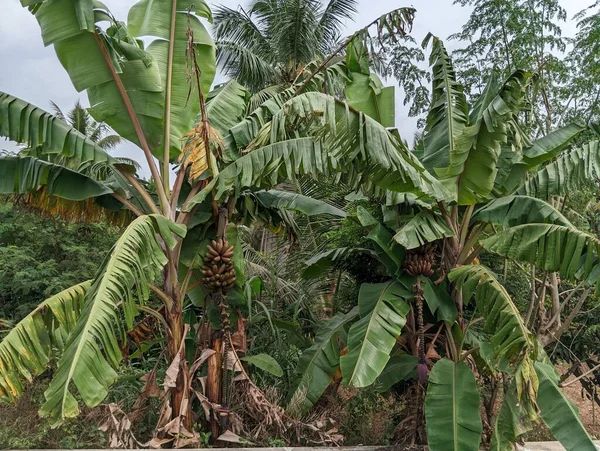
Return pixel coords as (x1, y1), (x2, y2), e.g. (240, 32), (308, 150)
(289, 36), (598, 451)
(0, 0), (219, 438)
(0, 0), (425, 444)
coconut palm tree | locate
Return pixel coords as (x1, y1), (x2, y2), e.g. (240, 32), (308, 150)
(213, 0), (358, 91)
(51, 100), (122, 150)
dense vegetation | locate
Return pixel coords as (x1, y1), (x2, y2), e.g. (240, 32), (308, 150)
(2, 0), (600, 449)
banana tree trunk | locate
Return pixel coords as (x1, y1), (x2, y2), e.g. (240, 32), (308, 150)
(165, 262), (193, 432)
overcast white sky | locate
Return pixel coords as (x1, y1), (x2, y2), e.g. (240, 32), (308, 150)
(0, 0), (591, 177)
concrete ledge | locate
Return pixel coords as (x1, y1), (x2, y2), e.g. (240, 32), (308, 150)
(11, 445), (600, 451)
(517, 442), (600, 450)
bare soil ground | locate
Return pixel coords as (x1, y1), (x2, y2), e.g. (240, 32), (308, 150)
(559, 367), (600, 439)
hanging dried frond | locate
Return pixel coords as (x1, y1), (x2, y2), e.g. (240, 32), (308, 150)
(17, 187), (132, 227)
(179, 124), (224, 182)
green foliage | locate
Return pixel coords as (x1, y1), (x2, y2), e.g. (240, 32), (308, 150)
(450, 0), (568, 136)
(340, 388), (404, 445)
(0, 281), (90, 403)
(288, 308), (357, 411)
(0, 93), (123, 169)
(482, 224), (600, 290)
(425, 359), (483, 451)
(0, 202), (118, 321)
(565, 3), (600, 127)
(0, 156), (112, 201)
(340, 282), (411, 387)
(23, 0), (215, 159)
(241, 353), (284, 377)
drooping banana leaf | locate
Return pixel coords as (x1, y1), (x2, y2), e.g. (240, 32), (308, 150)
(265, 92), (450, 201)
(367, 223), (405, 276)
(374, 353), (417, 392)
(392, 209), (455, 249)
(472, 195), (573, 228)
(301, 247), (377, 279)
(469, 71), (500, 124)
(449, 265), (535, 364)
(481, 224), (600, 289)
(535, 362), (596, 451)
(289, 307), (358, 411)
(240, 353), (283, 377)
(0, 156), (112, 201)
(518, 140), (600, 199)
(127, 0), (216, 159)
(0, 282), (90, 403)
(252, 190), (347, 218)
(40, 215), (186, 421)
(0, 92), (131, 171)
(340, 281), (411, 387)
(421, 277), (458, 322)
(489, 386), (534, 451)
(424, 358), (483, 451)
(223, 61), (347, 153)
(345, 38), (394, 127)
(522, 122), (586, 167)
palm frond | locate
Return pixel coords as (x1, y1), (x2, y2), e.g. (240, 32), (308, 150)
(213, 4), (271, 54)
(216, 41), (279, 91)
(95, 135), (122, 151)
(271, 0), (322, 68)
(317, 0), (358, 52)
(49, 101), (65, 120)
(67, 101), (90, 135)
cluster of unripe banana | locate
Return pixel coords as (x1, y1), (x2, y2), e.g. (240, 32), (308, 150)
(201, 238), (236, 292)
(403, 243), (435, 277)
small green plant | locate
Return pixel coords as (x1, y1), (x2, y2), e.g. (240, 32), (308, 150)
(268, 438), (287, 447)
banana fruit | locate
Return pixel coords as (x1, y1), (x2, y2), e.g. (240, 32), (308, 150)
(403, 243), (436, 277)
(201, 238), (237, 292)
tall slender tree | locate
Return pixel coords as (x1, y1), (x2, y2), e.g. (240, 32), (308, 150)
(564, 1), (600, 128)
(450, 0), (568, 136)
